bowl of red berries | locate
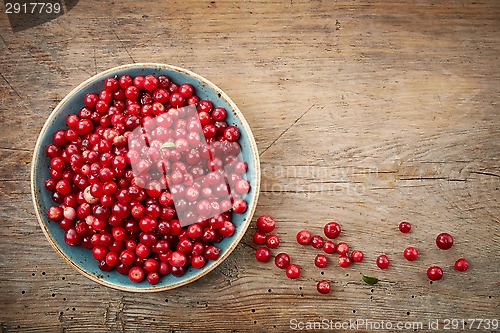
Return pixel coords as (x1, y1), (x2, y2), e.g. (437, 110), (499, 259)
(31, 63), (260, 291)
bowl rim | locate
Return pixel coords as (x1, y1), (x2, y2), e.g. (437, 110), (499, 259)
(31, 63), (261, 292)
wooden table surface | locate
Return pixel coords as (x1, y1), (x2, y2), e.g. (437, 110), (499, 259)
(1, 1), (499, 332)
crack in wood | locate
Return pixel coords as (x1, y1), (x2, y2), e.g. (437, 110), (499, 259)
(0, 33), (8, 49)
(92, 43), (97, 75)
(306, 180), (363, 184)
(0, 72), (22, 100)
(470, 170), (500, 178)
(261, 189), (333, 193)
(399, 177), (465, 181)
(259, 101), (317, 157)
(0, 146), (32, 152)
(112, 29), (135, 64)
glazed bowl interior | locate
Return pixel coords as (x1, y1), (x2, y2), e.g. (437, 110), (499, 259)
(31, 63), (260, 292)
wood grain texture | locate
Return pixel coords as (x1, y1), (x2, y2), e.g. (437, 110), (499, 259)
(0, 0), (499, 332)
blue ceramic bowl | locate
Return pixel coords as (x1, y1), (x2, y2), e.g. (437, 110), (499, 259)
(31, 64), (260, 292)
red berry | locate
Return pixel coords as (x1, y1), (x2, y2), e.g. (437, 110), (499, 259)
(128, 266), (145, 283)
(146, 272), (160, 285)
(125, 86), (139, 100)
(105, 252), (120, 267)
(252, 231), (267, 245)
(234, 161), (247, 174)
(133, 76), (145, 89)
(223, 126), (240, 142)
(399, 221), (411, 233)
(324, 221), (341, 239)
(104, 77), (119, 92)
(48, 206), (63, 221)
(454, 258), (469, 272)
(296, 230), (312, 245)
(286, 264), (300, 279)
(311, 235), (324, 249)
(157, 74), (170, 88)
(265, 234), (280, 249)
(119, 250), (135, 266)
(56, 179), (71, 195)
(256, 215), (276, 233)
(143, 74), (159, 92)
(84, 93), (98, 108)
(170, 93), (186, 107)
(314, 254), (328, 268)
(203, 124), (217, 138)
(338, 255), (351, 268)
(376, 254), (390, 269)
(204, 246), (220, 261)
(139, 216), (157, 233)
(316, 280), (331, 294)
(274, 253), (291, 269)
(191, 255), (206, 269)
(135, 243), (150, 258)
(235, 179), (250, 194)
(170, 266), (186, 277)
(92, 246), (108, 261)
(427, 266), (443, 281)
(336, 242), (349, 256)
(351, 250), (364, 262)
(212, 107), (226, 121)
(255, 247), (271, 263)
(232, 199), (247, 214)
(323, 241), (336, 254)
(169, 251), (187, 267)
(436, 233), (454, 250)
(198, 100), (213, 113)
(219, 221), (235, 237)
(403, 247), (418, 261)
(178, 84), (194, 98)
(119, 75), (133, 88)
(64, 228), (82, 246)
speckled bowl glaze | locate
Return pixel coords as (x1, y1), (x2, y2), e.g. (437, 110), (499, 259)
(31, 63), (260, 292)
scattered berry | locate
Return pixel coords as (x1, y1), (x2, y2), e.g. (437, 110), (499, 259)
(323, 221), (341, 239)
(323, 241), (336, 254)
(427, 266), (443, 281)
(454, 258), (469, 272)
(311, 235), (325, 249)
(256, 215), (276, 233)
(436, 233), (454, 250)
(252, 231), (267, 245)
(275, 253), (291, 269)
(317, 280), (331, 294)
(266, 234), (280, 249)
(255, 247), (271, 263)
(336, 242), (349, 256)
(338, 255), (351, 268)
(403, 247), (418, 261)
(376, 254), (390, 269)
(314, 254), (328, 268)
(399, 221), (411, 233)
(286, 264), (301, 279)
(296, 230), (312, 245)
(351, 250), (364, 262)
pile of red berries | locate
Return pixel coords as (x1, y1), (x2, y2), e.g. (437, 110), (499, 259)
(253, 216), (302, 280)
(254, 218), (366, 294)
(396, 222), (469, 281)
(45, 73), (250, 285)
(375, 222), (469, 281)
(253, 217), (470, 294)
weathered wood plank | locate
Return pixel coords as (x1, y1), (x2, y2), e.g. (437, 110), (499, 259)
(0, 0), (498, 332)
